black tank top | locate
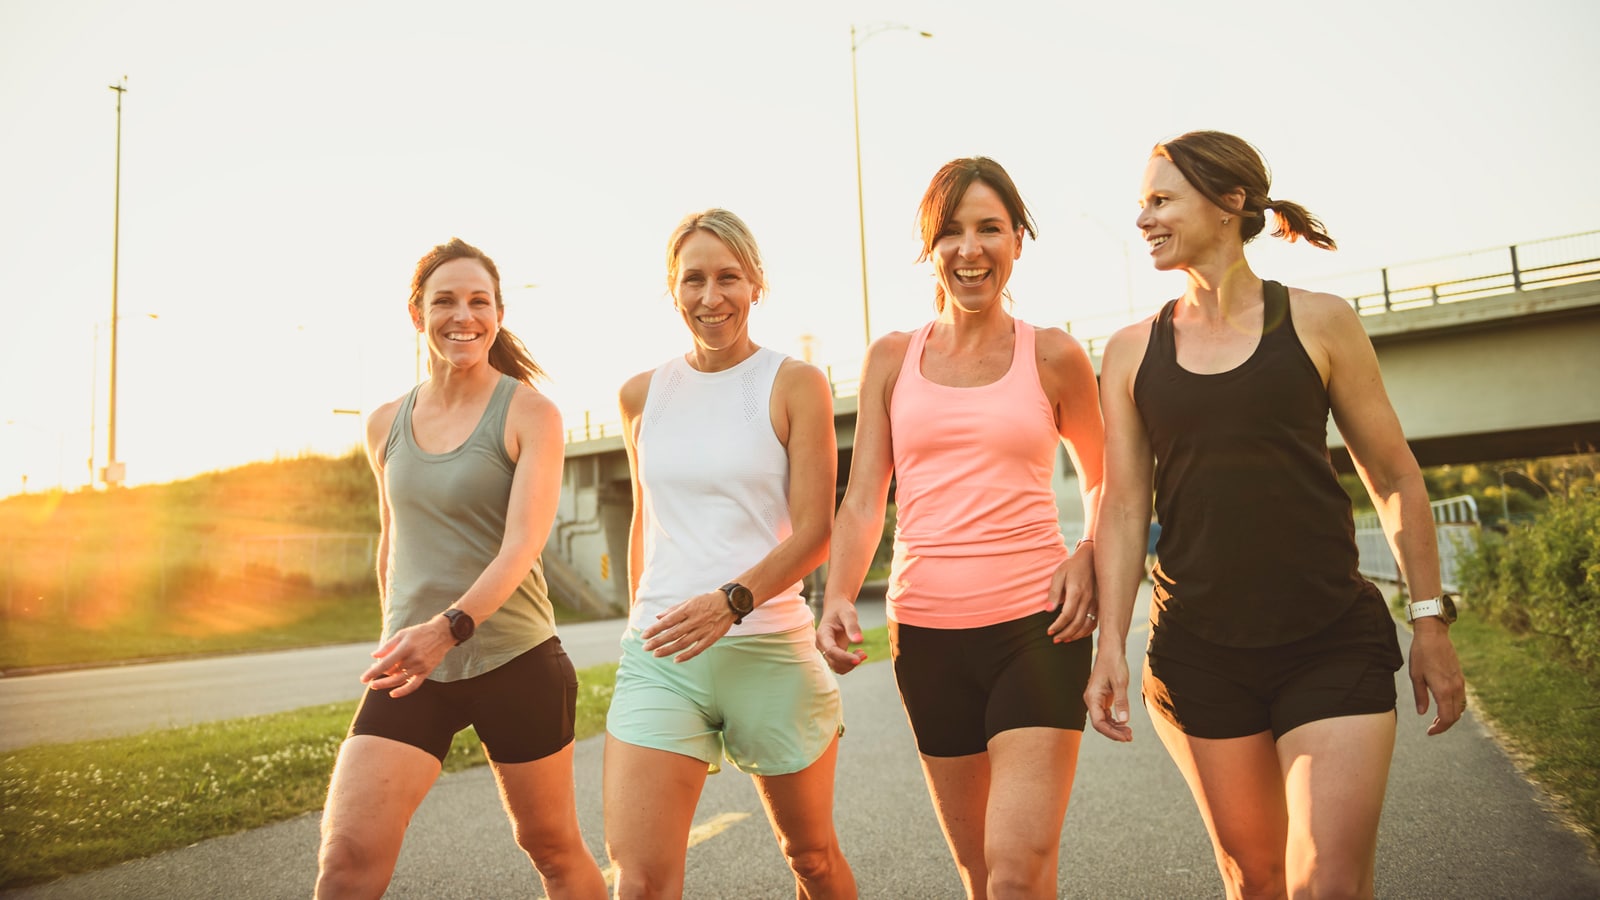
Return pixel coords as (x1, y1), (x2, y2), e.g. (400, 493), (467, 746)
(1134, 280), (1366, 647)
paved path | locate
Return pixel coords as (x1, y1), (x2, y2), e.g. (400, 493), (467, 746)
(4, 590), (1599, 898)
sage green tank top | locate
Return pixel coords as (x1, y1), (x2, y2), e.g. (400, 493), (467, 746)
(382, 374), (556, 681)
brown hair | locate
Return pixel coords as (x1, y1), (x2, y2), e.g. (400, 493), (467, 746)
(1153, 131), (1336, 250)
(408, 237), (546, 384)
(664, 208), (767, 301)
(916, 157), (1038, 311)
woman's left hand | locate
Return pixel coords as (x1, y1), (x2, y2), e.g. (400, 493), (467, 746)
(1046, 545), (1098, 643)
(361, 617), (455, 698)
(643, 591), (736, 663)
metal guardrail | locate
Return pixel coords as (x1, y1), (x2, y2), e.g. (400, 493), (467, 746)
(1354, 494), (1479, 592)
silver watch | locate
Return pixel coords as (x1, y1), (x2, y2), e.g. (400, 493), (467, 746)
(1405, 593), (1458, 625)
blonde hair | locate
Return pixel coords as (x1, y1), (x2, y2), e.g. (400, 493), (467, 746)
(665, 208), (766, 301)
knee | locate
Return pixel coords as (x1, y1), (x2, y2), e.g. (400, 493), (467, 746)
(781, 840), (840, 884)
(984, 838), (1054, 896)
(610, 863), (677, 900)
(512, 820), (588, 875)
(1216, 852), (1288, 900)
(315, 831), (389, 900)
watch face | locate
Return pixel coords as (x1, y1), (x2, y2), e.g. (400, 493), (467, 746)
(1440, 594), (1458, 624)
(723, 583), (754, 614)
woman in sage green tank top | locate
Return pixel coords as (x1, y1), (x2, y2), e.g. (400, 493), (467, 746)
(314, 238), (605, 899)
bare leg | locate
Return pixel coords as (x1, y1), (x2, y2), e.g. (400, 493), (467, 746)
(602, 735), (710, 900)
(1277, 713), (1395, 900)
(491, 741), (607, 899)
(919, 750), (991, 899)
(749, 734), (856, 899)
(315, 735), (440, 899)
(1149, 712), (1290, 900)
(982, 727), (1080, 899)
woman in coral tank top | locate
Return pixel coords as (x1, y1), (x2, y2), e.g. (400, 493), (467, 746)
(819, 157), (1106, 899)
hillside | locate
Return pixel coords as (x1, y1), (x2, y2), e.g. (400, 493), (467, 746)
(0, 451), (384, 670)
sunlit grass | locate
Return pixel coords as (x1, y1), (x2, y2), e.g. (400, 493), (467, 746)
(1450, 612), (1600, 853)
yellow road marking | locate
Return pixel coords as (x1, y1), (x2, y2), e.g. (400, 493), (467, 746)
(536, 811), (752, 899)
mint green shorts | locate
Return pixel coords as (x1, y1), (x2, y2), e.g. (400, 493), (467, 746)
(606, 624), (843, 776)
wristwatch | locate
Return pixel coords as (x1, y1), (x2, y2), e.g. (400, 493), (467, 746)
(1405, 593), (1458, 625)
(720, 582), (755, 625)
(442, 608), (476, 644)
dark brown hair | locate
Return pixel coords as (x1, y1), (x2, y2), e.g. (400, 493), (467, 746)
(408, 237), (545, 385)
(1153, 131), (1336, 250)
(916, 157), (1038, 312)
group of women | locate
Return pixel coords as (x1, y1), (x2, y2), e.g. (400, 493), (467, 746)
(312, 130), (1465, 900)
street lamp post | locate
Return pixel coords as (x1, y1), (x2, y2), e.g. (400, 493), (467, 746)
(105, 77), (127, 489)
(851, 23), (930, 350)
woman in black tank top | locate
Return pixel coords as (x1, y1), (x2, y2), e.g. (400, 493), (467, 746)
(1086, 131), (1465, 897)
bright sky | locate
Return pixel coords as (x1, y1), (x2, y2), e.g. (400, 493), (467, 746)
(1, 0), (1596, 495)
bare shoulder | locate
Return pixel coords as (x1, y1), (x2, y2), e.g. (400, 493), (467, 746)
(365, 395), (406, 467)
(508, 382), (561, 430)
(776, 355), (832, 394)
(1100, 314), (1158, 380)
(1287, 287), (1362, 333)
(618, 368), (656, 419)
(864, 329), (914, 380)
(1032, 324), (1092, 365)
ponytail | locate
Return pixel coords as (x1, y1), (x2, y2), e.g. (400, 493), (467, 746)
(488, 327), (545, 386)
(1265, 199), (1337, 250)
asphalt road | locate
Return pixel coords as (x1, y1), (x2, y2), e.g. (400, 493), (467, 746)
(4, 589), (1599, 898)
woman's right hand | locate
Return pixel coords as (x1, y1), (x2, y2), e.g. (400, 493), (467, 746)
(816, 599), (868, 675)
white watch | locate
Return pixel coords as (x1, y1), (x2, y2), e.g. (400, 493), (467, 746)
(1405, 594), (1458, 625)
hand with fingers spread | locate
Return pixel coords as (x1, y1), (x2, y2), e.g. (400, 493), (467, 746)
(641, 591), (736, 663)
(360, 615), (455, 698)
(816, 599), (869, 675)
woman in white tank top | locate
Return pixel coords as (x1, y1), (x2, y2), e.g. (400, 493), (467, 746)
(603, 209), (856, 898)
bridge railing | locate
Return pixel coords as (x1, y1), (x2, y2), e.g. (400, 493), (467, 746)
(1354, 494), (1479, 592)
(1304, 229), (1600, 315)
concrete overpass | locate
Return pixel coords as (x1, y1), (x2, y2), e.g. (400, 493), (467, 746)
(546, 231), (1600, 613)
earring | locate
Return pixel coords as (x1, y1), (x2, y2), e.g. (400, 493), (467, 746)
(1222, 217), (1231, 225)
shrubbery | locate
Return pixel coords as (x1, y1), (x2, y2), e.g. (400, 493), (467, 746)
(1459, 490), (1600, 672)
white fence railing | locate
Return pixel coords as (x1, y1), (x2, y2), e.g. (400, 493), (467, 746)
(1354, 495), (1479, 592)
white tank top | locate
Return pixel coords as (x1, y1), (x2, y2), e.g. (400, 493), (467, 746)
(632, 347), (812, 636)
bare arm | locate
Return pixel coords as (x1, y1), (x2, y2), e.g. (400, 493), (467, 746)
(364, 387), (566, 697)
(817, 333), (908, 673)
(618, 370), (652, 609)
(1306, 290), (1464, 735)
(1085, 321), (1157, 742)
(642, 360), (838, 662)
(363, 402), (400, 600)
(1036, 326), (1107, 644)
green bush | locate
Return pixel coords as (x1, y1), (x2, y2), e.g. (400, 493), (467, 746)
(1460, 490), (1600, 671)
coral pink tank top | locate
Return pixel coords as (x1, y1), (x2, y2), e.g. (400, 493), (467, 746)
(887, 319), (1068, 628)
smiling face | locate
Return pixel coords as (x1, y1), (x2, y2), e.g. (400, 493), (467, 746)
(932, 180), (1025, 315)
(672, 229), (758, 356)
(1136, 155), (1237, 272)
(412, 257), (502, 370)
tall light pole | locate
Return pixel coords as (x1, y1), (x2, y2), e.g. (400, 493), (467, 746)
(851, 23), (931, 350)
(105, 77), (127, 489)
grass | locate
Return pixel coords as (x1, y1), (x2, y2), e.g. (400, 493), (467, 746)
(1448, 611), (1600, 851)
(0, 630), (885, 889)
(0, 590), (380, 672)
